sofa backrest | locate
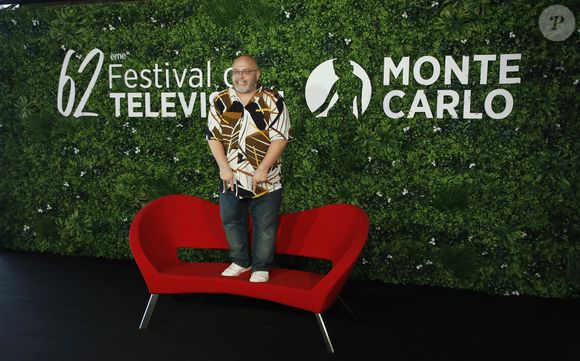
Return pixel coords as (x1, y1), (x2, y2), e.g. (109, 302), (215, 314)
(275, 204), (369, 265)
(131, 195), (228, 272)
(130, 194), (369, 272)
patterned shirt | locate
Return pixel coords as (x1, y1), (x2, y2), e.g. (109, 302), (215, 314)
(205, 85), (293, 199)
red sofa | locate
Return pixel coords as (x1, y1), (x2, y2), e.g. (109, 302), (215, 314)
(129, 194), (369, 353)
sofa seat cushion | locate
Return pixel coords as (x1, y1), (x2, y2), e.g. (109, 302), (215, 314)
(161, 262), (325, 290)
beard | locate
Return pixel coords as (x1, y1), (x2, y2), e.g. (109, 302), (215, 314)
(234, 78), (258, 94)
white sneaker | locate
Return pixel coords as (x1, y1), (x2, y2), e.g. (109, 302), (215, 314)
(249, 271), (269, 283)
(221, 263), (251, 277)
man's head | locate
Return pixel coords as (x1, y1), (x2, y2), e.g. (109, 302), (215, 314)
(232, 55), (261, 94)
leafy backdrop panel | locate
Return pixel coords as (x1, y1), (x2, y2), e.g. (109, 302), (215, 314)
(0, 0), (578, 298)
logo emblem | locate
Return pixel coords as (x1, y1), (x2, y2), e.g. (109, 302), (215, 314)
(305, 59), (372, 118)
(539, 5), (575, 41)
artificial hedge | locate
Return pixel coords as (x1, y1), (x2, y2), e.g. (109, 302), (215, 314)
(0, 0), (578, 298)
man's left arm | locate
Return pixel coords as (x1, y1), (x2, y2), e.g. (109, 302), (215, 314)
(257, 140), (288, 173)
(253, 140), (288, 192)
(252, 96), (293, 192)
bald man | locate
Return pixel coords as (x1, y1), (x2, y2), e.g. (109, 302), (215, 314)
(205, 55), (294, 283)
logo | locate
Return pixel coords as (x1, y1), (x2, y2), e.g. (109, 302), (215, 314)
(57, 48), (223, 118)
(305, 59), (372, 118)
(306, 54), (521, 120)
(539, 5), (575, 41)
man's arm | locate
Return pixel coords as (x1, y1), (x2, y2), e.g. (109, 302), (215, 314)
(257, 139), (288, 172)
(252, 139), (288, 193)
(206, 92), (236, 191)
(252, 93), (293, 193)
(208, 139), (235, 191)
(207, 139), (229, 169)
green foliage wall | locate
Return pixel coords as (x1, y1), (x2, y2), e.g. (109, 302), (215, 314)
(1, 0), (578, 298)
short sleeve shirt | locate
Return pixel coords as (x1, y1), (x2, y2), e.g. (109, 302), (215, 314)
(205, 85), (294, 199)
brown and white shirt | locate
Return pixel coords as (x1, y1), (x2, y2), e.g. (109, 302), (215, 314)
(205, 85), (293, 199)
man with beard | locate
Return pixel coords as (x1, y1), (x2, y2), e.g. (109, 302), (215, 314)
(205, 55), (293, 283)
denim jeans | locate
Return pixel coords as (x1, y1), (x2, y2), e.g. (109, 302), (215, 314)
(219, 188), (283, 272)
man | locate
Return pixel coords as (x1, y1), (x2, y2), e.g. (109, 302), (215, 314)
(205, 55), (293, 283)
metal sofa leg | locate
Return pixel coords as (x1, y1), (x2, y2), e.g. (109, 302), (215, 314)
(314, 313), (335, 353)
(338, 295), (359, 321)
(139, 294), (159, 329)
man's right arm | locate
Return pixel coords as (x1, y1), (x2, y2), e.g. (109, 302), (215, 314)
(208, 140), (235, 192)
(206, 97), (235, 191)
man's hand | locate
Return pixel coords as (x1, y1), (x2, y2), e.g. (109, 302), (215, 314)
(219, 165), (235, 191)
(252, 167), (269, 193)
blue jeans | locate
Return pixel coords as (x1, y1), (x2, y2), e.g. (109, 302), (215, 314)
(219, 188), (283, 272)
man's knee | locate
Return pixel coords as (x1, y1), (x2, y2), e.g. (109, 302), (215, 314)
(254, 241), (275, 262)
(253, 223), (277, 241)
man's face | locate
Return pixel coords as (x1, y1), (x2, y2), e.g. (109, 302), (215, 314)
(232, 58), (260, 94)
